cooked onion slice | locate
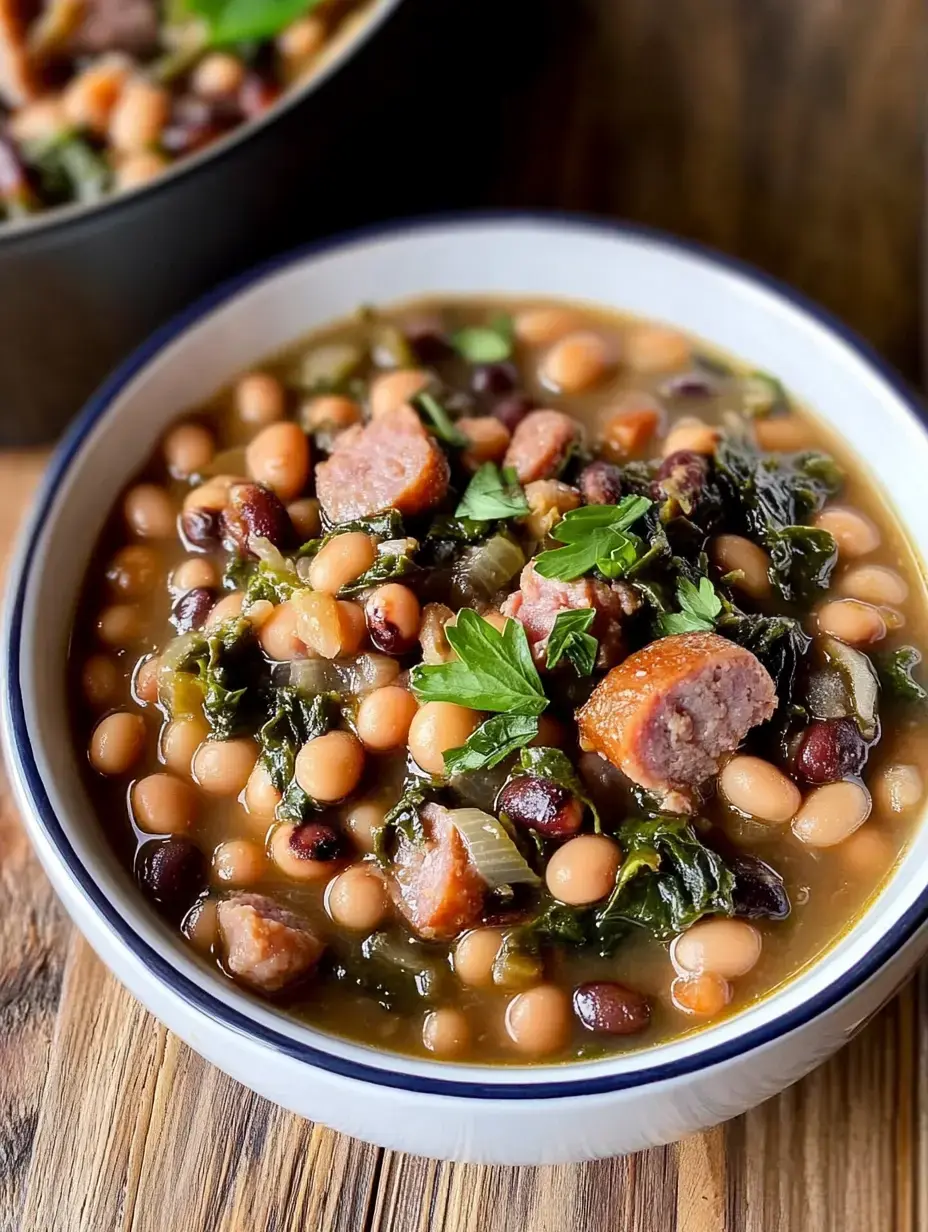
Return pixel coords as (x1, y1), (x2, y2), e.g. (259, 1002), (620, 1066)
(448, 808), (540, 888)
(288, 653), (400, 697)
(822, 636), (879, 741)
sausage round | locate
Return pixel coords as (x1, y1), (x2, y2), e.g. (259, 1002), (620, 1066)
(577, 631), (776, 794)
(503, 409), (580, 483)
(217, 892), (325, 993)
(315, 408), (450, 523)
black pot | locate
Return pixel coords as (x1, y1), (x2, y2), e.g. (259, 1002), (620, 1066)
(0, 0), (406, 446)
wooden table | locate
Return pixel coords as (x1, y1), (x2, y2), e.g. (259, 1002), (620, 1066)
(2, 0), (926, 1227)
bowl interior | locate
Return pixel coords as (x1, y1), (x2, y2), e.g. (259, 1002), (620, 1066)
(10, 216), (928, 1089)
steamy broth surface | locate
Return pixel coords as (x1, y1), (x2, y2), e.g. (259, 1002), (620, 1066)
(70, 297), (928, 1064)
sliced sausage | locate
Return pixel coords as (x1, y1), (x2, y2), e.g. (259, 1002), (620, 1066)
(315, 408), (450, 524)
(577, 632), (776, 794)
(218, 892), (325, 993)
(501, 560), (638, 668)
(503, 409), (580, 483)
(392, 803), (485, 940)
(64, 0), (159, 56)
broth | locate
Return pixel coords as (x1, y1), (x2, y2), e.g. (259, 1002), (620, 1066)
(70, 297), (928, 1064)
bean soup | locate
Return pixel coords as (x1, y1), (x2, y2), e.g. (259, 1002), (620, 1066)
(70, 298), (928, 1063)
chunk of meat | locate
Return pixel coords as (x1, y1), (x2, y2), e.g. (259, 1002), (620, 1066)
(501, 560), (639, 668)
(218, 893), (325, 993)
(392, 803), (486, 940)
(63, 0), (159, 56)
(315, 408), (450, 524)
(577, 632), (776, 794)
(503, 409), (580, 483)
(0, 0), (37, 105)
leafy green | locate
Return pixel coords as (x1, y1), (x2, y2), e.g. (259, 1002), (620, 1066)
(657, 577), (722, 636)
(373, 782), (435, 865)
(410, 391), (468, 447)
(443, 714), (539, 776)
(224, 555), (300, 605)
(180, 0), (323, 44)
(545, 608), (597, 675)
(338, 540), (419, 596)
(876, 645), (928, 704)
(22, 133), (110, 206)
(455, 463), (529, 521)
(742, 371), (789, 419)
(409, 609), (547, 715)
(258, 689), (338, 821)
(512, 746), (601, 832)
(593, 815), (735, 947)
(300, 510), (404, 557)
(534, 496), (652, 582)
(165, 618), (258, 739)
(426, 515), (489, 543)
(716, 437), (842, 602)
(451, 314), (514, 364)
(527, 899), (592, 947)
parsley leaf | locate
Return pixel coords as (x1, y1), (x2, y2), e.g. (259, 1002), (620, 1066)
(545, 608), (597, 675)
(409, 608), (547, 715)
(182, 0), (323, 44)
(443, 714), (540, 776)
(534, 496), (652, 582)
(411, 391), (468, 447)
(451, 314), (514, 364)
(658, 577), (723, 636)
(455, 462), (529, 521)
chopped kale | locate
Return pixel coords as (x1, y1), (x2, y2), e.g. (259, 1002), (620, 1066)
(258, 689), (339, 821)
(876, 645), (928, 704)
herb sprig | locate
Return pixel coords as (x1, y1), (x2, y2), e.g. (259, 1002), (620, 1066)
(455, 462), (529, 521)
(533, 496), (652, 582)
(545, 608), (597, 675)
(658, 577), (723, 636)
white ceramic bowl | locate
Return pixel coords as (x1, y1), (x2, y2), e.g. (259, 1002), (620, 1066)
(4, 216), (928, 1165)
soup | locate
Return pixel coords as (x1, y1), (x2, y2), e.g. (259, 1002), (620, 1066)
(0, 0), (369, 220)
(70, 298), (928, 1064)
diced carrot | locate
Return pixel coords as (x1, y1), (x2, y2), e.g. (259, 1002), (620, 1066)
(599, 402), (662, 460)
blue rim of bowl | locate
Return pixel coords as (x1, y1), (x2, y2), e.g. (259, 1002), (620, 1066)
(5, 210), (928, 1101)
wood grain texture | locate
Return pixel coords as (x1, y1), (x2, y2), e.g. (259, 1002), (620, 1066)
(0, 0), (926, 1227)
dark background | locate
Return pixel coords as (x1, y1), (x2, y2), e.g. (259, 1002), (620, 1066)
(322, 0), (923, 378)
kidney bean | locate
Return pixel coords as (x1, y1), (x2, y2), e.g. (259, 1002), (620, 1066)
(730, 854), (791, 920)
(238, 72), (281, 119)
(795, 718), (868, 784)
(498, 775), (584, 838)
(572, 981), (651, 1035)
(171, 586), (216, 633)
(404, 319), (453, 363)
(136, 838), (206, 920)
(161, 94), (240, 156)
(491, 393), (536, 434)
(659, 372), (718, 400)
(290, 821), (345, 862)
(180, 506), (221, 550)
(221, 482), (292, 554)
(472, 361), (519, 397)
(579, 460), (623, 506)
(652, 449), (708, 513)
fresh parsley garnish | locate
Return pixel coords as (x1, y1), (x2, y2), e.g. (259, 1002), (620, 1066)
(455, 462), (529, 521)
(409, 608), (547, 715)
(545, 608), (597, 676)
(443, 713), (540, 776)
(533, 496), (652, 582)
(658, 577), (723, 636)
(451, 314), (514, 364)
(411, 391), (468, 447)
(181, 0), (323, 44)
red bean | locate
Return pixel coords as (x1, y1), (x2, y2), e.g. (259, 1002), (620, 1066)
(136, 838), (206, 920)
(221, 482), (292, 554)
(579, 460), (623, 505)
(171, 586), (216, 633)
(730, 854), (791, 920)
(795, 718), (868, 784)
(289, 822), (345, 862)
(498, 775), (584, 838)
(572, 981), (651, 1035)
(652, 449), (708, 513)
(180, 507), (221, 550)
(491, 393), (535, 433)
(472, 362), (519, 396)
